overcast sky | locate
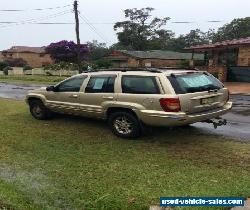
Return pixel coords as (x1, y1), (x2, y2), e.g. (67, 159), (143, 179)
(0, 0), (250, 50)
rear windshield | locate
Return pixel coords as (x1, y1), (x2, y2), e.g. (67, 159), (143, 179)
(168, 73), (224, 94)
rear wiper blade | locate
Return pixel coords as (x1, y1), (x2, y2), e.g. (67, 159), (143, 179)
(208, 89), (219, 93)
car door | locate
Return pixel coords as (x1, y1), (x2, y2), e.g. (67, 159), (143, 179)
(78, 74), (117, 118)
(46, 75), (87, 114)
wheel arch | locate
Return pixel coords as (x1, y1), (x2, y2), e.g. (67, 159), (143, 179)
(106, 107), (139, 119)
(26, 94), (46, 105)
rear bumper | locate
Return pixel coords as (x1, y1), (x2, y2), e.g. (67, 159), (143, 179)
(138, 101), (233, 126)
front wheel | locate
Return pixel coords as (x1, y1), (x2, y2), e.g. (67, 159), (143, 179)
(108, 112), (141, 138)
(29, 100), (52, 120)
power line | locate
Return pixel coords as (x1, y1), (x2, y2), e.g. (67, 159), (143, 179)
(78, 12), (109, 43)
(0, 10), (72, 28)
(0, 21), (226, 25)
(171, 21), (195, 24)
(0, 4), (71, 12)
(0, 22), (112, 25)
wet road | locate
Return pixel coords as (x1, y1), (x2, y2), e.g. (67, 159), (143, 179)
(0, 82), (45, 100)
(194, 94), (250, 142)
(0, 82), (249, 141)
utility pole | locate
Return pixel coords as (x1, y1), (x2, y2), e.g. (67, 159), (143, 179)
(74, 0), (81, 72)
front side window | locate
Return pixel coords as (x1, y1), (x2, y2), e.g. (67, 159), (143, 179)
(85, 76), (116, 93)
(122, 76), (160, 94)
(56, 76), (86, 92)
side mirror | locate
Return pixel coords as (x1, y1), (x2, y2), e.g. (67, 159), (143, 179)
(46, 86), (55, 92)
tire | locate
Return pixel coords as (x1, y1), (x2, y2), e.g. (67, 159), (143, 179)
(108, 111), (141, 138)
(29, 100), (52, 120)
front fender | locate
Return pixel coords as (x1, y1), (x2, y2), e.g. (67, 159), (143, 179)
(25, 93), (47, 105)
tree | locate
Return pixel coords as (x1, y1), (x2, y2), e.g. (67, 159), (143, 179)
(213, 17), (250, 42)
(46, 40), (89, 63)
(114, 8), (172, 50)
(166, 29), (214, 51)
(87, 40), (111, 61)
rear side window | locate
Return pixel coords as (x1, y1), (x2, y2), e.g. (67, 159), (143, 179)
(168, 73), (224, 94)
(85, 76), (116, 93)
(122, 76), (160, 94)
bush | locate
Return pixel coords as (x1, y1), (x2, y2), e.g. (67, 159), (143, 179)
(23, 65), (32, 71)
(3, 66), (13, 75)
(81, 63), (98, 72)
(0, 62), (8, 71)
(4, 58), (27, 67)
(194, 59), (206, 66)
(178, 60), (189, 68)
(93, 59), (113, 69)
(45, 40), (89, 63)
(44, 62), (78, 71)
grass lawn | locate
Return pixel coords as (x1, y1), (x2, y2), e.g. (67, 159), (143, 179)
(0, 99), (249, 210)
(0, 75), (67, 85)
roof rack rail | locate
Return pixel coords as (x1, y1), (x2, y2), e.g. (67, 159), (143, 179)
(81, 67), (162, 73)
(80, 67), (199, 74)
(158, 67), (198, 70)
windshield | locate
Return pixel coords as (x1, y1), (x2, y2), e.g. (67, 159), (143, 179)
(168, 73), (224, 94)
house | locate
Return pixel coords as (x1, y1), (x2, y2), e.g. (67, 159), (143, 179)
(184, 37), (250, 82)
(107, 50), (204, 68)
(0, 46), (54, 68)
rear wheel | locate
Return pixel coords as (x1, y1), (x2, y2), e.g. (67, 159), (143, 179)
(108, 111), (141, 138)
(29, 100), (52, 120)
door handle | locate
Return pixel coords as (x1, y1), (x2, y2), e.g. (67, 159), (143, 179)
(69, 94), (79, 98)
(102, 96), (114, 100)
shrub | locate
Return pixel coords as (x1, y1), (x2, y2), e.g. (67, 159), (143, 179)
(194, 59), (206, 66)
(3, 66), (13, 75)
(178, 60), (189, 68)
(45, 71), (53, 76)
(94, 59), (113, 69)
(0, 62), (8, 71)
(23, 65), (32, 71)
(44, 62), (78, 71)
(45, 40), (89, 63)
(4, 58), (27, 67)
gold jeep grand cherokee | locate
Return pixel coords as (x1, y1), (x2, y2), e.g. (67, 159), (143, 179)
(26, 68), (232, 138)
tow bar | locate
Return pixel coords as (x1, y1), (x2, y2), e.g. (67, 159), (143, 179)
(204, 117), (227, 129)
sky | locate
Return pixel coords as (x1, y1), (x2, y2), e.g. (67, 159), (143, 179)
(0, 0), (250, 50)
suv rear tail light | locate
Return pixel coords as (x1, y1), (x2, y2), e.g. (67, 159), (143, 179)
(159, 98), (181, 112)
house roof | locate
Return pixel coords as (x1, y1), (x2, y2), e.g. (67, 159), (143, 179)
(185, 37), (250, 51)
(3, 46), (46, 54)
(118, 50), (204, 60)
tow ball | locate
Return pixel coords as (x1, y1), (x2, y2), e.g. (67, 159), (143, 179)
(203, 118), (227, 129)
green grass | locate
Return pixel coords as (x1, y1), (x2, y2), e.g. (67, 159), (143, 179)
(0, 99), (249, 210)
(0, 75), (67, 85)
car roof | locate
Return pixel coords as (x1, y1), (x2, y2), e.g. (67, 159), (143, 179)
(78, 68), (203, 77)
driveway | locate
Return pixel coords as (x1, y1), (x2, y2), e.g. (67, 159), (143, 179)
(0, 82), (249, 141)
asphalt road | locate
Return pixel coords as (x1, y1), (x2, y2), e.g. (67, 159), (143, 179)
(0, 82), (249, 141)
(193, 94), (250, 142)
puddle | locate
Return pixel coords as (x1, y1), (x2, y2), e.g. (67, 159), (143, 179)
(0, 82), (46, 100)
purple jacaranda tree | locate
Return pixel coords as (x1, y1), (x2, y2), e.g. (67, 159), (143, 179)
(45, 40), (89, 63)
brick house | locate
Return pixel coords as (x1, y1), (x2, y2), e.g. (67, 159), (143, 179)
(0, 46), (54, 68)
(107, 50), (204, 68)
(184, 37), (250, 82)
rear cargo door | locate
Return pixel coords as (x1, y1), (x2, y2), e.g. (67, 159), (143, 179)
(167, 73), (229, 114)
